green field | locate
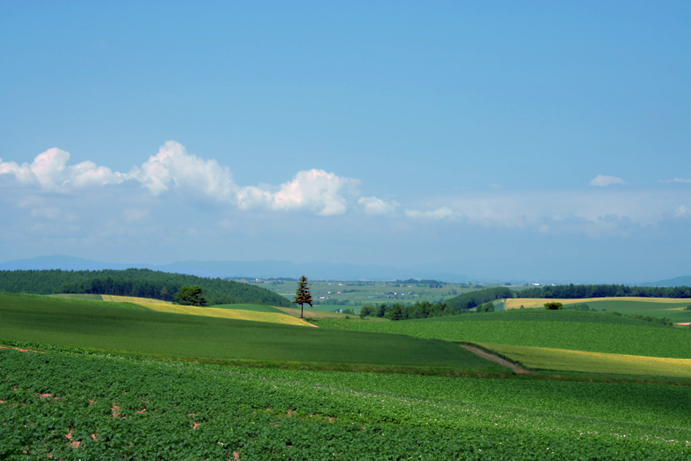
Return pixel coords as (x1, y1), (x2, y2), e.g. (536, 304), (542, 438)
(2, 348), (689, 460)
(483, 343), (691, 378)
(505, 297), (691, 323)
(0, 293), (501, 373)
(209, 303), (286, 313)
(316, 310), (691, 358)
(582, 299), (691, 323)
(4, 289), (691, 459)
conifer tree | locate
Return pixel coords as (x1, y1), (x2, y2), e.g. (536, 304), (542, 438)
(293, 275), (312, 319)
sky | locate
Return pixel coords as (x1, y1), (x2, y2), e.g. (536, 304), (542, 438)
(0, 1), (689, 283)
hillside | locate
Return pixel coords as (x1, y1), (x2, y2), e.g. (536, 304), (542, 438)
(0, 293), (496, 371)
(444, 287), (513, 311)
(0, 269), (290, 307)
(320, 309), (691, 359)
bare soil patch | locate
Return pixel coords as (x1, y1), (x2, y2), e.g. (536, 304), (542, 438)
(462, 345), (531, 375)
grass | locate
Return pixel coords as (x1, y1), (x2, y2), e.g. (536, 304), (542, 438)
(0, 293), (504, 373)
(482, 343), (691, 379)
(101, 295), (314, 326)
(10, 292), (146, 310)
(48, 293), (105, 301)
(321, 311), (691, 359)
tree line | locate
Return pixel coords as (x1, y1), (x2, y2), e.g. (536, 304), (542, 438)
(517, 284), (691, 299)
(0, 269), (290, 307)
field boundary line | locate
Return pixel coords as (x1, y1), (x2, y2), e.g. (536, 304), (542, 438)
(461, 344), (532, 375)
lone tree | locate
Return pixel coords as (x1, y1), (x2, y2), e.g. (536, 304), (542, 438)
(293, 276), (312, 319)
(175, 285), (208, 306)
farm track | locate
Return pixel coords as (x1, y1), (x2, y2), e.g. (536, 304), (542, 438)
(462, 345), (531, 375)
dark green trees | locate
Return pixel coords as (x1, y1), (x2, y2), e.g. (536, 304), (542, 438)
(175, 286), (208, 306)
(293, 276), (313, 319)
(544, 302), (563, 310)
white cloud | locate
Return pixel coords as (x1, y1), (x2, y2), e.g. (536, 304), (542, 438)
(2, 141), (362, 217)
(130, 141), (236, 199)
(0, 148), (127, 191)
(662, 178), (691, 183)
(250, 169), (359, 216)
(405, 207), (456, 220)
(358, 196), (400, 215)
(405, 188), (690, 236)
(589, 174), (625, 187)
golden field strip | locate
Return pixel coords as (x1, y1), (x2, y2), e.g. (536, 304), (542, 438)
(480, 342), (691, 378)
(503, 297), (689, 309)
(101, 295), (315, 327)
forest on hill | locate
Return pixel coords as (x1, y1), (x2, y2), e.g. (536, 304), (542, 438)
(0, 269), (290, 307)
(517, 284), (691, 299)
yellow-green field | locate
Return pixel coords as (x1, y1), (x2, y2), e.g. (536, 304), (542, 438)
(504, 297), (689, 309)
(481, 342), (691, 378)
(101, 295), (315, 327)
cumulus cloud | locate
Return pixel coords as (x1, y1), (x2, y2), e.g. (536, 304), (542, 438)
(662, 178), (691, 183)
(249, 169), (360, 216)
(1, 141), (361, 217)
(358, 196), (400, 215)
(589, 174), (625, 187)
(0, 148), (127, 191)
(130, 141), (236, 199)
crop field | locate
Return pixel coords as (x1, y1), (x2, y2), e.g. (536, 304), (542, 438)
(505, 297), (691, 323)
(482, 343), (691, 379)
(2, 347), (690, 460)
(100, 295), (314, 326)
(318, 312), (691, 359)
(0, 294), (501, 372)
(276, 306), (351, 319)
(212, 303), (285, 313)
(415, 309), (677, 327)
(48, 293), (105, 301)
(263, 280), (484, 306)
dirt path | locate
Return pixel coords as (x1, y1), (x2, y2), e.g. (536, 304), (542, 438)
(462, 345), (531, 375)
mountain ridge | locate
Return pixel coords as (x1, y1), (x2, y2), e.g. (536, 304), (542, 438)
(0, 255), (469, 282)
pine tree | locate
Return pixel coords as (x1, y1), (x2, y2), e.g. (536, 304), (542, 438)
(293, 275), (312, 319)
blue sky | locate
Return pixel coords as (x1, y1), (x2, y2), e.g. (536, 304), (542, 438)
(0, 1), (689, 282)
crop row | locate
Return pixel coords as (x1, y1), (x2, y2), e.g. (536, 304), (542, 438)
(1, 347), (690, 460)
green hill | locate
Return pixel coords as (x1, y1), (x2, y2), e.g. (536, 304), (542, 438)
(0, 293), (500, 373)
(325, 309), (691, 358)
(0, 268), (290, 306)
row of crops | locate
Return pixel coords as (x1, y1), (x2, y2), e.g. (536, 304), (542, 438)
(2, 347), (690, 460)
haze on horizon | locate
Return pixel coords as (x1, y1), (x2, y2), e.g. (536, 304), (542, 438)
(0, 1), (689, 283)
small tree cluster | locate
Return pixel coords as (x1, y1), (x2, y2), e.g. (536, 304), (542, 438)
(175, 285), (208, 306)
(544, 302), (563, 310)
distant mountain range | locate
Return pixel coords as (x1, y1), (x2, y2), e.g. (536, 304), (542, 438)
(641, 275), (691, 287)
(0, 255), (470, 282)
